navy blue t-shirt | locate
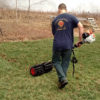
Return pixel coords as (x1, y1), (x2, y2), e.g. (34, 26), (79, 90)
(52, 13), (79, 51)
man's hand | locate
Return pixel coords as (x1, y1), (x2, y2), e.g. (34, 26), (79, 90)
(75, 41), (82, 47)
(74, 41), (84, 48)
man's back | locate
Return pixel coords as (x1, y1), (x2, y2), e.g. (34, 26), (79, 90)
(52, 3), (83, 89)
(52, 13), (79, 51)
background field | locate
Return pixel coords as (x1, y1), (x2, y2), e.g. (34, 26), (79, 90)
(0, 8), (100, 42)
(0, 33), (100, 100)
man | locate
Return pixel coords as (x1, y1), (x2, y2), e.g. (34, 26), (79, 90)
(51, 3), (84, 89)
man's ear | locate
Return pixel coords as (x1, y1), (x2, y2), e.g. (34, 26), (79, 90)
(58, 9), (61, 13)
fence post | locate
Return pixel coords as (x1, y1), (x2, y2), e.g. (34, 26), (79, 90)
(16, 0), (18, 23)
(27, 0), (31, 23)
(28, 0), (30, 12)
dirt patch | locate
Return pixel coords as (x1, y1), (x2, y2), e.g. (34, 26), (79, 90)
(96, 79), (100, 85)
(0, 16), (53, 42)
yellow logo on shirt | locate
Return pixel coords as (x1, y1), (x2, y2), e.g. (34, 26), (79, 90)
(57, 20), (66, 30)
(58, 21), (64, 28)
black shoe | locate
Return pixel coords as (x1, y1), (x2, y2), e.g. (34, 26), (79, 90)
(58, 80), (68, 89)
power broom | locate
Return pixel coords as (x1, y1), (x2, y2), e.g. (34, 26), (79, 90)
(30, 30), (95, 77)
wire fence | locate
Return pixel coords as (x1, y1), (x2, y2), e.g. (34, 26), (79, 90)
(0, 0), (49, 22)
(0, 0), (100, 23)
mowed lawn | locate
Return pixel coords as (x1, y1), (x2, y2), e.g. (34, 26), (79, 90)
(0, 34), (100, 100)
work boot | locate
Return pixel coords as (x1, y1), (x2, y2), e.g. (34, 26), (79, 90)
(58, 80), (68, 89)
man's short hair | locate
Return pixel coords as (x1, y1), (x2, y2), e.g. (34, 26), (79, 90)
(58, 3), (67, 10)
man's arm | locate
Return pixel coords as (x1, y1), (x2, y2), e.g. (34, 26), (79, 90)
(77, 22), (84, 42)
(51, 21), (55, 36)
(75, 22), (84, 47)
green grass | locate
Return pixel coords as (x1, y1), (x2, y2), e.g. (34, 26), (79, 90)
(0, 34), (100, 100)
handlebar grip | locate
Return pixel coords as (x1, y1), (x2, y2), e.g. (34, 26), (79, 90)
(74, 41), (84, 48)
